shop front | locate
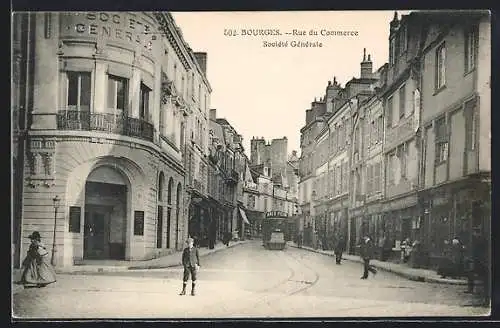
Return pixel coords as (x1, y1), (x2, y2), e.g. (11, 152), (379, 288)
(380, 193), (418, 261)
(419, 175), (491, 269)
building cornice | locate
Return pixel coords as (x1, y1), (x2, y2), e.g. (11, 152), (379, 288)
(29, 130), (186, 175)
(152, 12), (212, 92)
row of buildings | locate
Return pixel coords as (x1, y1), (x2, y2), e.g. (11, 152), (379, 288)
(297, 11), (491, 268)
(11, 11), (299, 268)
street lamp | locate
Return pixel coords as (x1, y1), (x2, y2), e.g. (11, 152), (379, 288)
(51, 195), (61, 266)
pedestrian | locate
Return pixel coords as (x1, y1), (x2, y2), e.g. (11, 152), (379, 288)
(19, 231), (57, 288)
(223, 232), (231, 246)
(465, 228), (489, 305)
(438, 239), (454, 278)
(179, 237), (200, 296)
(298, 232), (303, 248)
(450, 237), (465, 278)
(359, 235), (377, 279)
(334, 235), (345, 265)
(208, 221), (216, 250)
(400, 237), (412, 263)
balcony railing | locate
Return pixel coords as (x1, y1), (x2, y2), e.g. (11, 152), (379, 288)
(57, 110), (154, 142)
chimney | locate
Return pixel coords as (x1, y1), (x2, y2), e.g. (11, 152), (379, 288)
(360, 48), (373, 79)
(194, 52), (207, 75)
(209, 108), (216, 120)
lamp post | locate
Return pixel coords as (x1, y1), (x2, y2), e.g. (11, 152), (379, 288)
(51, 195), (61, 266)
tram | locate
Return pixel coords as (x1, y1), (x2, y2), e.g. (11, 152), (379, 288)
(262, 211), (290, 250)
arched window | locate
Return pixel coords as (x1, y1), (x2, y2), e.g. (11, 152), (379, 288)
(158, 172), (165, 202)
(176, 183), (182, 209)
(168, 177), (174, 205)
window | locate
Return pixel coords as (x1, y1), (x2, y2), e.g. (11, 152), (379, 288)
(67, 72), (91, 111)
(333, 129), (338, 153)
(399, 144), (407, 178)
(399, 85), (406, 118)
(173, 64), (177, 85)
(191, 73), (195, 97)
(435, 116), (448, 164)
(386, 96), (393, 127)
(181, 75), (185, 97)
(356, 170), (362, 199)
(435, 43), (446, 90)
(389, 37), (396, 65)
(465, 26), (477, 73)
(437, 142), (449, 163)
(374, 162), (381, 193)
(336, 165), (341, 195)
(107, 75), (128, 112)
(465, 98), (477, 151)
(139, 83), (151, 120)
(400, 25), (408, 52)
(377, 116), (383, 143)
(387, 153), (395, 186)
(366, 165), (372, 194)
(354, 126), (360, 154)
(394, 33), (401, 59)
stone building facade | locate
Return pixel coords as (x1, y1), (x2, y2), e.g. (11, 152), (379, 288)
(297, 10), (490, 268)
(250, 136), (289, 183)
(418, 11), (491, 267)
(380, 13), (422, 254)
(12, 12), (210, 267)
(207, 109), (247, 244)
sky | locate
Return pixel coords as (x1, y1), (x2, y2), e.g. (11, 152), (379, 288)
(172, 11), (411, 158)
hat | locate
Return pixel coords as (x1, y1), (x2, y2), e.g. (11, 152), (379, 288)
(28, 231), (41, 241)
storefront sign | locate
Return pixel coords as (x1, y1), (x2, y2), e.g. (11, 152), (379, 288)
(366, 203), (382, 215)
(382, 194), (417, 212)
(432, 194), (448, 206)
(60, 12), (155, 51)
(265, 211), (288, 218)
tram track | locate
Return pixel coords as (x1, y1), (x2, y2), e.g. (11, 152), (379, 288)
(256, 245), (320, 296)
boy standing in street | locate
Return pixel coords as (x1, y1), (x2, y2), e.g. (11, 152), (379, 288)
(360, 235), (377, 279)
(179, 237), (200, 296)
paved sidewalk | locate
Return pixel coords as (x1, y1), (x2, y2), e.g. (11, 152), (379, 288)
(290, 243), (468, 285)
(127, 240), (248, 270)
(12, 240), (248, 278)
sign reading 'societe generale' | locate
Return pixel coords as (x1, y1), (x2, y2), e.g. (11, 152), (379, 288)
(60, 12), (155, 51)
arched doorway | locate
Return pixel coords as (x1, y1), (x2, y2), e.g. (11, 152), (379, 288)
(84, 165), (128, 260)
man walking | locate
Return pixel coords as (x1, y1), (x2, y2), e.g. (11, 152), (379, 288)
(465, 227), (489, 305)
(334, 235), (345, 265)
(179, 237), (200, 296)
(360, 235), (377, 279)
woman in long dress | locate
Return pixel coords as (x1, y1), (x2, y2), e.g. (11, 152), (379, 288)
(20, 231), (57, 288)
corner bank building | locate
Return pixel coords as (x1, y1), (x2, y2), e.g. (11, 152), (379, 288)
(12, 12), (211, 267)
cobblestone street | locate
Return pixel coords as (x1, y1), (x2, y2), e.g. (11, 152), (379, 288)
(12, 241), (488, 319)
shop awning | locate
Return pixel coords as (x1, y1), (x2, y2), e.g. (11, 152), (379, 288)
(239, 207), (250, 225)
